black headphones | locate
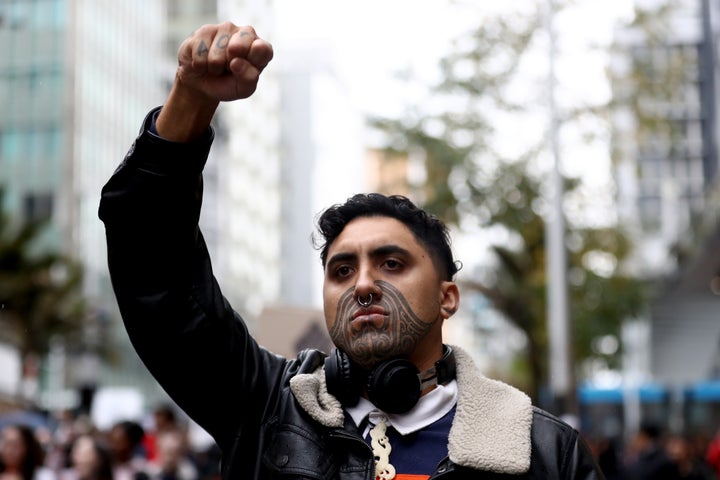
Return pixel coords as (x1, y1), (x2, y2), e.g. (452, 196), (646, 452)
(324, 345), (456, 414)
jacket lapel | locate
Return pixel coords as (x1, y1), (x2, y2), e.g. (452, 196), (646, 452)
(448, 347), (532, 474)
(289, 345), (533, 474)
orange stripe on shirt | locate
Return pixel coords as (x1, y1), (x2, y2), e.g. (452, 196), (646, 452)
(391, 475), (430, 480)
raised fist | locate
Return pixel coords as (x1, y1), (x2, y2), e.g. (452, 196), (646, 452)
(175, 22), (273, 103)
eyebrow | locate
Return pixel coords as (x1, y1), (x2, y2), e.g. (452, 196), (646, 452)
(371, 244), (411, 259)
(326, 244), (412, 268)
(326, 252), (356, 267)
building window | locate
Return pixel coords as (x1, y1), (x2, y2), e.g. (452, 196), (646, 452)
(2, 129), (19, 159)
(23, 192), (53, 223)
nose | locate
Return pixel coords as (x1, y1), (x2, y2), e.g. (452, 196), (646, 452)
(353, 263), (381, 305)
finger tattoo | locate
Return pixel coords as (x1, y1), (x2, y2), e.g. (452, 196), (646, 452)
(215, 34), (229, 49)
(197, 40), (209, 57)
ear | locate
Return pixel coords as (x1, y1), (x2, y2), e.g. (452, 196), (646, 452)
(439, 281), (460, 320)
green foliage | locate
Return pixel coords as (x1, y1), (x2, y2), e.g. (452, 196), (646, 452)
(458, 159), (648, 399)
(371, 2), (650, 401)
(0, 206), (86, 361)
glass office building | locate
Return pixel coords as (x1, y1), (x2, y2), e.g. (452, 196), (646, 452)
(1, 0), (166, 288)
(0, 1), (67, 241)
(0, 0), (166, 402)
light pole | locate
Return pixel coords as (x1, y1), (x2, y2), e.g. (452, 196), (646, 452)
(546, 0), (572, 416)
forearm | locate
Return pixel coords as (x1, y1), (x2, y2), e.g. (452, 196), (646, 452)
(155, 82), (219, 142)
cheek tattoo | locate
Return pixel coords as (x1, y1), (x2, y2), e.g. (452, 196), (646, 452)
(329, 280), (436, 369)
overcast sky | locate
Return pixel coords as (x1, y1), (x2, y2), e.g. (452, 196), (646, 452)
(272, 0), (637, 274)
(273, 0), (633, 115)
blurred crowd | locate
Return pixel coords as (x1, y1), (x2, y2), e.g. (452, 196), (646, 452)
(0, 405), (221, 480)
(586, 423), (720, 480)
(2, 405), (720, 479)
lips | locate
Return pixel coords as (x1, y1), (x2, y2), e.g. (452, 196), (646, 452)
(351, 306), (388, 330)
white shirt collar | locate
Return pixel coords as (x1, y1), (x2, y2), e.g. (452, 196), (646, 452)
(345, 380), (458, 436)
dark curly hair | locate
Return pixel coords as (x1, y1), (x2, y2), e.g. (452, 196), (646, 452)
(315, 193), (458, 281)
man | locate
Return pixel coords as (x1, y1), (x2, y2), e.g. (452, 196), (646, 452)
(622, 423), (681, 480)
(99, 22), (604, 479)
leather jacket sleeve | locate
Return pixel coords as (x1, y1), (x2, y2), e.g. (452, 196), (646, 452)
(530, 408), (606, 479)
(99, 108), (288, 449)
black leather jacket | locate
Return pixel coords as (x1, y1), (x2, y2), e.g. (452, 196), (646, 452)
(99, 109), (605, 480)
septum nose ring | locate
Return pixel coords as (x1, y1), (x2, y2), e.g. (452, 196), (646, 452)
(357, 293), (373, 307)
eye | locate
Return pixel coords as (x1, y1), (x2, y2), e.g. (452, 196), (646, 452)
(334, 265), (354, 278)
(382, 258), (403, 271)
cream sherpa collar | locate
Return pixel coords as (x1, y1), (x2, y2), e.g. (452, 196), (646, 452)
(289, 345), (532, 474)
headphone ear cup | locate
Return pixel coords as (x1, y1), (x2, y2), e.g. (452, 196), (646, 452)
(366, 358), (421, 414)
(324, 349), (363, 407)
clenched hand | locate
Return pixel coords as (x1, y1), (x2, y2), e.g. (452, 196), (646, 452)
(157, 22), (274, 142)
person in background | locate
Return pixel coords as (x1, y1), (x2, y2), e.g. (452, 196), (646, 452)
(146, 431), (198, 480)
(707, 428), (720, 479)
(58, 435), (113, 480)
(143, 405), (182, 463)
(665, 434), (715, 480)
(623, 423), (679, 480)
(108, 421), (148, 480)
(99, 20), (604, 480)
(43, 410), (78, 474)
(0, 424), (56, 480)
